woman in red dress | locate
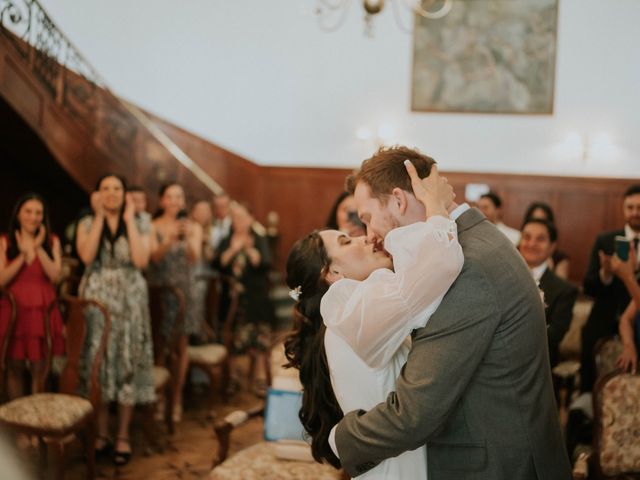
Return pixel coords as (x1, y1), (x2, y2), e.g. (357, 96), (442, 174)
(0, 193), (64, 399)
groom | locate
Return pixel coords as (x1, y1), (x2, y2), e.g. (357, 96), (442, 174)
(329, 146), (570, 479)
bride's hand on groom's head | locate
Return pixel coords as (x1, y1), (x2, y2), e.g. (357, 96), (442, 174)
(404, 161), (454, 218)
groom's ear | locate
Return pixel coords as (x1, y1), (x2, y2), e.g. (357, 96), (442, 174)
(390, 187), (410, 216)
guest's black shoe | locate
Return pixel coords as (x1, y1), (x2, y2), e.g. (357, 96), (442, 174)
(113, 437), (132, 466)
(95, 436), (112, 458)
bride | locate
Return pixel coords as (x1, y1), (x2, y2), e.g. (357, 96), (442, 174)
(284, 163), (463, 478)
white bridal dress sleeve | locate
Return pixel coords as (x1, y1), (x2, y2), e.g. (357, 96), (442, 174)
(322, 215), (463, 369)
(320, 216), (463, 479)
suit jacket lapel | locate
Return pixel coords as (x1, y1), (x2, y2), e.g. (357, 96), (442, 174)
(539, 268), (551, 290)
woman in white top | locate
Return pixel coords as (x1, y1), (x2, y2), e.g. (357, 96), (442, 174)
(284, 164), (463, 478)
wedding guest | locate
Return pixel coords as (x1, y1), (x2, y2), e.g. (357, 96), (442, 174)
(326, 191), (366, 237)
(610, 244), (640, 373)
(190, 200), (216, 339)
(478, 191), (520, 245)
(76, 174), (155, 465)
(211, 193), (232, 252)
(215, 203), (274, 397)
(147, 183), (202, 420)
(581, 184), (640, 392)
(128, 185), (148, 216)
(522, 201), (570, 279)
(0, 194), (64, 399)
(519, 219), (578, 367)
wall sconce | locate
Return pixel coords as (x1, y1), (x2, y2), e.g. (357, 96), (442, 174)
(555, 131), (617, 164)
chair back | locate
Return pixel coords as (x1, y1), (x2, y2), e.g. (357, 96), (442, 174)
(205, 274), (223, 335)
(58, 256), (82, 296)
(593, 371), (640, 477)
(594, 336), (623, 381)
(54, 296), (110, 410)
(148, 285), (185, 365)
(0, 291), (17, 398)
(219, 275), (241, 352)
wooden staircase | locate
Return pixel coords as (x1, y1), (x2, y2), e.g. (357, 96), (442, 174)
(0, 0), (225, 205)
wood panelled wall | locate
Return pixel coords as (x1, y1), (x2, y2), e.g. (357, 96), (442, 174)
(261, 169), (636, 284)
(149, 113), (638, 284)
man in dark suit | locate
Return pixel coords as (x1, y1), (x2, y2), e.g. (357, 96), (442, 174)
(330, 146), (569, 479)
(581, 184), (640, 392)
(519, 218), (578, 367)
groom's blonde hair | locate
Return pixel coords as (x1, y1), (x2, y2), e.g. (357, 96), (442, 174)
(346, 146), (436, 202)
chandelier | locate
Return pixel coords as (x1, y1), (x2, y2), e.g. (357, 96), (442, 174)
(315, 0), (453, 36)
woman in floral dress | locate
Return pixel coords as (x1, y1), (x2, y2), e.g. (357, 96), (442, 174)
(147, 183), (202, 421)
(76, 174), (154, 465)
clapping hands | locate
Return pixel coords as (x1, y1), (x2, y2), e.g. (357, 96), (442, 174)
(230, 233), (253, 253)
(15, 226), (45, 261)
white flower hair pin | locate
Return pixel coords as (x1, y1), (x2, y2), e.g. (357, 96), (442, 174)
(289, 286), (302, 301)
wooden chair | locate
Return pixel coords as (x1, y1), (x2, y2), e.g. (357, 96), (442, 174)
(0, 290), (17, 401)
(573, 335), (640, 480)
(57, 255), (82, 297)
(148, 284), (186, 435)
(187, 275), (235, 409)
(210, 343), (344, 480)
(587, 371), (640, 479)
(0, 296), (110, 480)
(554, 297), (592, 415)
(594, 336), (624, 381)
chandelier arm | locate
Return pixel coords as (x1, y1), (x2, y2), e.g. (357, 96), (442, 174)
(317, 0), (352, 32)
(318, 0), (350, 12)
(408, 0), (453, 20)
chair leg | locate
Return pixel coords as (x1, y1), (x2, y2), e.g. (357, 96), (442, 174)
(206, 366), (217, 417)
(165, 382), (175, 435)
(38, 436), (47, 478)
(84, 420), (97, 480)
(264, 350), (272, 388)
(53, 440), (67, 480)
(247, 350), (257, 390)
(220, 360), (231, 404)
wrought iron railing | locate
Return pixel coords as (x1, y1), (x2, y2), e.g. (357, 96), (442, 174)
(0, 0), (223, 196)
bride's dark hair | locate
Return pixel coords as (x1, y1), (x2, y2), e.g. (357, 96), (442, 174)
(284, 231), (343, 469)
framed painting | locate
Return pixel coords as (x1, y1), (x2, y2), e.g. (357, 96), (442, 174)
(411, 0), (559, 114)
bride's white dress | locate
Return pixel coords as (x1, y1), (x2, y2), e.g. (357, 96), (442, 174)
(321, 216), (463, 479)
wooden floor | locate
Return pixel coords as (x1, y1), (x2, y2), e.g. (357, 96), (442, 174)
(10, 354), (575, 479)
(17, 359), (266, 479)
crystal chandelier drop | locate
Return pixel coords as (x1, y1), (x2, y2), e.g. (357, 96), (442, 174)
(315, 0), (453, 36)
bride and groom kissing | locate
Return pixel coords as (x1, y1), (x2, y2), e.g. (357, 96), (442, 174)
(284, 146), (571, 479)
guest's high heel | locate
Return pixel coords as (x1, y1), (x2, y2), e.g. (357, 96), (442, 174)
(113, 437), (131, 466)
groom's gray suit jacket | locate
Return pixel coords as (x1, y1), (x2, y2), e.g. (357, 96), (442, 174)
(335, 208), (571, 479)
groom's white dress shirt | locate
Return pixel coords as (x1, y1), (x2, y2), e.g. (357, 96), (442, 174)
(322, 209), (465, 478)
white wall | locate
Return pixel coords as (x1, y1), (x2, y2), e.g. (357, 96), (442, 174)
(39, 0), (640, 177)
